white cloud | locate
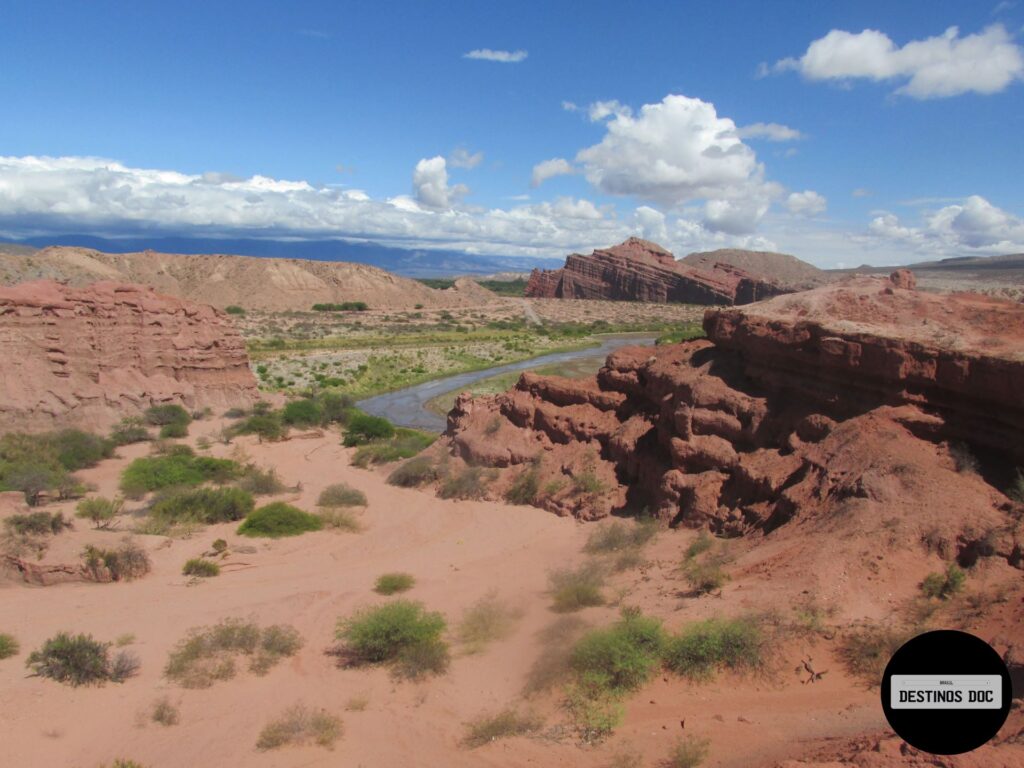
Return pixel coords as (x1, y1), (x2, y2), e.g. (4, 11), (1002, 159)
(866, 195), (1024, 256)
(561, 100), (579, 112)
(530, 157), (574, 187)
(786, 190), (827, 217)
(769, 24), (1024, 98)
(587, 99), (632, 122)
(574, 94), (780, 233)
(633, 206), (668, 243)
(412, 156), (467, 209)
(736, 122), (804, 141)
(852, 187), (872, 198)
(463, 48), (527, 63)
(448, 147), (483, 169)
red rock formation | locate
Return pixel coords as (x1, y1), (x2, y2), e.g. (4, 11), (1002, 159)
(524, 237), (800, 305)
(0, 280), (258, 432)
(444, 273), (1024, 571)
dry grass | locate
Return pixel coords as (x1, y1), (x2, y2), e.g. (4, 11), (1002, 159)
(318, 508), (362, 532)
(549, 562), (606, 612)
(151, 697), (180, 726)
(462, 708), (542, 748)
(164, 619), (302, 688)
(523, 615), (590, 696)
(256, 704), (342, 751)
(456, 592), (522, 654)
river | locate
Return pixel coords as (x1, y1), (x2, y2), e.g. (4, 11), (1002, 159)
(356, 333), (657, 432)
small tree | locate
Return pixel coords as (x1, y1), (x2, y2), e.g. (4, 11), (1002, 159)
(76, 496), (125, 529)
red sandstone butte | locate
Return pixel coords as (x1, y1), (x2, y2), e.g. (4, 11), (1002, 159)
(0, 280), (258, 432)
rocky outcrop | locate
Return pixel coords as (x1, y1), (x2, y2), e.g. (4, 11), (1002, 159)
(525, 238), (805, 306)
(0, 280), (258, 432)
(444, 273), (1024, 565)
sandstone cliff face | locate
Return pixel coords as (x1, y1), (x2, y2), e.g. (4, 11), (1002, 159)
(444, 272), (1023, 573)
(525, 238), (801, 306)
(0, 280), (258, 432)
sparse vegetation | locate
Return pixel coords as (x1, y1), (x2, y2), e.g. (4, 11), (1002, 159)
(109, 417), (150, 446)
(334, 600), (448, 679)
(523, 616), (589, 695)
(237, 464), (286, 494)
(319, 508), (362, 532)
(565, 685), (623, 744)
(182, 558), (220, 577)
(386, 455), (440, 487)
(235, 411), (286, 442)
(571, 469), (605, 495)
(921, 563), (966, 599)
(342, 411), (396, 446)
(312, 301), (368, 312)
(0, 633), (19, 659)
(680, 533), (729, 595)
(150, 486), (255, 524)
(282, 398), (323, 428)
(164, 618), (302, 688)
(663, 616), (765, 682)
(463, 708), (542, 748)
(438, 465), (492, 500)
(549, 563), (606, 612)
(351, 428), (436, 466)
(82, 539), (152, 581)
(256, 704), (342, 751)
(4, 510), (72, 536)
(75, 496), (124, 529)
(159, 422), (188, 439)
(144, 404), (191, 428)
(225, 305), (245, 315)
(374, 572), (415, 595)
(837, 623), (911, 686)
(151, 697), (180, 726)
(237, 502), (322, 538)
(120, 448), (240, 497)
(504, 462), (541, 505)
(0, 429), (112, 504)
(317, 483), (367, 508)
(457, 592), (521, 653)
(584, 520), (658, 554)
(662, 736), (710, 768)
(571, 609), (666, 695)
(25, 632), (139, 686)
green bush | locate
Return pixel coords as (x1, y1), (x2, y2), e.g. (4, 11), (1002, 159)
(0, 633), (19, 659)
(25, 632), (138, 686)
(463, 708), (542, 748)
(565, 685), (622, 744)
(151, 486), (255, 524)
(343, 411), (396, 446)
(663, 736), (711, 768)
(921, 564), (966, 599)
(571, 610), (666, 695)
(549, 563), (605, 612)
(374, 572), (415, 595)
(572, 470), (605, 495)
(663, 617), (764, 682)
(4, 511), (72, 536)
(110, 417), (150, 445)
(164, 619), (302, 688)
(335, 600), (448, 678)
(183, 558), (220, 577)
(0, 429), (112, 504)
(318, 392), (355, 424)
(504, 464), (540, 505)
(120, 451), (240, 497)
(584, 520), (658, 554)
(49, 429), (115, 470)
(312, 301), (368, 312)
(159, 422), (188, 439)
(236, 412), (286, 442)
(386, 456), (439, 487)
(237, 465), (286, 494)
(684, 531), (713, 560)
(82, 539), (152, 581)
(238, 502), (322, 538)
(318, 483), (367, 508)
(256, 704), (342, 751)
(282, 399), (323, 427)
(351, 429), (436, 466)
(76, 496), (124, 529)
(438, 466), (490, 500)
(144, 404), (191, 428)
(225, 305), (245, 315)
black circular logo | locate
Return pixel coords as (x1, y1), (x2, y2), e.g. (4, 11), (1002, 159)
(881, 630), (1012, 755)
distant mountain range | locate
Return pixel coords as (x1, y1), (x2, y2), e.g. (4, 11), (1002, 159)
(1, 235), (563, 278)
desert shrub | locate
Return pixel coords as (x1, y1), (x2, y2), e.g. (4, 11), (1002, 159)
(120, 451), (240, 497)
(343, 411), (395, 446)
(223, 407), (248, 419)
(0, 429), (112, 504)
(110, 417), (150, 445)
(457, 592), (522, 653)
(351, 429), (436, 466)
(225, 305), (245, 315)
(585, 520), (658, 554)
(837, 624), (910, 686)
(319, 508), (362, 532)
(463, 708), (542, 748)
(76, 496), (124, 529)
(47, 429), (114, 470)
(684, 531), (714, 560)
(438, 466), (491, 500)
(565, 685), (622, 744)
(159, 422), (188, 439)
(0, 633), (19, 659)
(921, 563), (966, 599)
(386, 456), (439, 487)
(312, 301), (368, 312)
(82, 539), (152, 581)
(572, 470), (605, 495)
(664, 617), (765, 682)
(335, 600), (448, 678)
(238, 502), (322, 538)
(663, 736), (710, 768)
(680, 557), (729, 595)
(151, 697), (180, 726)
(25, 632), (138, 686)
(236, 412), (286, 442)
(374, 572), (415, 595)
(183, 558), (220, 577)
(256, 704), (342, 751)
(282, 398), (323, 428)
(237, 465), (286, 495)
(164, 619), (302, 688)
(318, 483), (367, 508)
(549, 563), (605, 612)
(571, 609), (666, 695)
(504, 464), (540, 505)
(318, 392), (355, 424)
(150, 486), (255, 524)
(1, 464), (64, 506)
(4, 511), (72, 536)
(144, 404), (191, 428)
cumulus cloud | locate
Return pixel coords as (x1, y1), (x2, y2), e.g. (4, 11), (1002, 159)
(530, 157), (574, 187)
(769, 24), (1024, 98)
(573, 94), (780, 233)
(866, 195), (1024, 256)
(736, 122), (804, 141)
(587, 99), (632, 122)
(463, 48), (527, 63)
(412, 156), (467, 209)
(448, 147), (483, 169)
(786, 190), (827, 217)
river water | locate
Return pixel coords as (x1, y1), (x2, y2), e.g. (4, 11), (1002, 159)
(356, 333), (657, 432)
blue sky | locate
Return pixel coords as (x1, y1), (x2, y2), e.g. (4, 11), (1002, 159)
(1, 0), (1022, 267)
